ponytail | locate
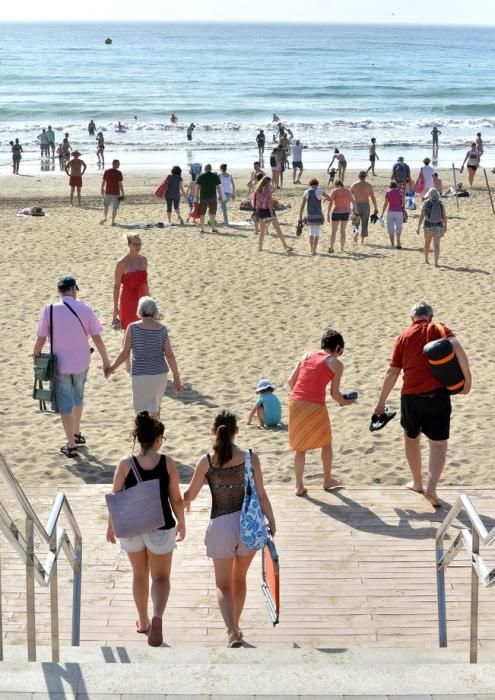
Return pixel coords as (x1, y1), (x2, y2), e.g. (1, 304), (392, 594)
(212, 410), (237, 466)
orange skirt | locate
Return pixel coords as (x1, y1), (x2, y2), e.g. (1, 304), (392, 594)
(288, 399), (332, 452)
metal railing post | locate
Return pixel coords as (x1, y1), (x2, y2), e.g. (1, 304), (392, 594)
(49, 530), (60, 663)
(72, 536), (82, 646)
(470, 529), (480, 664)
(436, 539), (448, 647)
(25, 516), (36, 662)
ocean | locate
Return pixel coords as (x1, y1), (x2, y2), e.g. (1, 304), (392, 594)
(1, 21), (494, 173)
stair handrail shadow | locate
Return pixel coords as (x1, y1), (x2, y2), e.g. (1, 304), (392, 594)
(436, 492), (495, 664)
(0, 452), (82, 663)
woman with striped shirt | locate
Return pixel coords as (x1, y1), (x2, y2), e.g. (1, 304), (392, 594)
(108, 297), (181, 416)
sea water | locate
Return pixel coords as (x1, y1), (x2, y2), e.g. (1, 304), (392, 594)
(1, 21), (494, 174)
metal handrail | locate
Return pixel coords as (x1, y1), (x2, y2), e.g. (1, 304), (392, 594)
(436, 493), (495, 664)
(0, 452), (82, 662)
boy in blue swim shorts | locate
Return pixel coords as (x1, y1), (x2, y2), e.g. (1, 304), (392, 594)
(247, 379), (282, 428)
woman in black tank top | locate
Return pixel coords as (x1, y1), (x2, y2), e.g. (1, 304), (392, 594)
(184, 410), (276, 648)
(107, 411), (185, 647)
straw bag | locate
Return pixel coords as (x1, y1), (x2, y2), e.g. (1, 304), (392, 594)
(105, 456), (165, 538)
(240, 449), (268, 551)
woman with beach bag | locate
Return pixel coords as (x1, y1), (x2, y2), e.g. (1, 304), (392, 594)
(184, 410), (276, 647)
(106, 411), (185, 647)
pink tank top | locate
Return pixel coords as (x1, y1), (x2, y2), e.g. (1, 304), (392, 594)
(289, 351), (334, 405)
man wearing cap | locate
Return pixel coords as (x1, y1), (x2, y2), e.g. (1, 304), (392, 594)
(391, 156), (412, 197)
(350, 171), (378, 244)
(373, 301), (471, 507)
(32, 277), (111, 458)
(65, 151), (87, 206)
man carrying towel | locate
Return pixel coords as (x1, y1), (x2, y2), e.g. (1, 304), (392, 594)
(32, 277), (111, 459)
(373, 301), (471, 507)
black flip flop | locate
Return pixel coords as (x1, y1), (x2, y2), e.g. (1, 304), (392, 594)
(60, 444), (78, 458)
(369, 407), (397, 432)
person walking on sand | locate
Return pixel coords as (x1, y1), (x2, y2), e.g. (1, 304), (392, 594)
(298, 178), (331, 255)
(11, 138), (22, 174)
(373, 301), (471, 508)
(288, 329), (356, 497)
(219, 163), (236, 226)
(45, 125), (56, 157)
(32, 276), (111, 458)
(328, 149), (347, 183)
(366, 138), (379, 176)
(327, 180), (355, 253)
(197, 164), (222, 233)
(414, 157), (434, 198)
(101, 159), (124, 226)
(350, 171), (378, 245)
(417, 188), (447, 267)
(381, 180), (405, 249)
(460, 143), (480, 187)
(184, 410), (276, 647)
(113, 234), (149, 335)
(65, 150), (87, 207)
(164, 165), (187, 225)
(108, 296), (182, 417)
(106, 411), (185, 647)
(391, 156), (412, 197)
(256, 129), (266, 164)
(291, 140), (306, 184)
(254, 175), (293, 253)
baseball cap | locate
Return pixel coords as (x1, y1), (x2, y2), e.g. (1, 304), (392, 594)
(57, 276), (79, 291)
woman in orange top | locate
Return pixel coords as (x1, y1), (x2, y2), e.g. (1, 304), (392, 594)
(287, 329), (356, 496)
(113, 234), (149, 331)
(327, 180), (356, 254)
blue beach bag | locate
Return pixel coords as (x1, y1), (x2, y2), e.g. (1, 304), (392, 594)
(240, 450), (268, 551)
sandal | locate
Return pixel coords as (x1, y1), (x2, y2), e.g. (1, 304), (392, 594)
(148, 617), (163, 647)
(74, 433), (86, 445)
(60, 444), (78, 458)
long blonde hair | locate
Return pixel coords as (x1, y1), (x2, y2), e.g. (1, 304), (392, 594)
(255, 175), (271, 193)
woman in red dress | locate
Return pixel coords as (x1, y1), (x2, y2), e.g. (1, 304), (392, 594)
(113, 234), (149, 333)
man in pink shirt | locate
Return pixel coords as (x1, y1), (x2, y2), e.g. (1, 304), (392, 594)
(32, 276), (111, 458)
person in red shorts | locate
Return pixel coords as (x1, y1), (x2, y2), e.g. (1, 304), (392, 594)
(374, 301), (471, 508)
(65, 150), (87, 207)
(101, 159), (125, 226)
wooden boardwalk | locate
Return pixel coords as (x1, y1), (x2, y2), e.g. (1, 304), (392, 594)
(2, 484), (495, 651)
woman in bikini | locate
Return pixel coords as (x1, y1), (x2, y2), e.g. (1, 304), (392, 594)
(184, 410), (276, 647)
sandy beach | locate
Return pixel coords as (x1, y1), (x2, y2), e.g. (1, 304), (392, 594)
(1, 167), (492, 490)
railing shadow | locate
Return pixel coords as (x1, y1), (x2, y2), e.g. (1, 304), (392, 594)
(41, 661), (88, 695)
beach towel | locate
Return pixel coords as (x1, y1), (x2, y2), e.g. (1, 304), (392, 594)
(288, 399), (332, 452)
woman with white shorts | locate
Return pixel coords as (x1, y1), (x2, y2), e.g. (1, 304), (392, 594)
(106, 411), (185, 646)
(381, 180), (405, 249)
(109, 296), (182, 416)
(184, 410), (276, 647)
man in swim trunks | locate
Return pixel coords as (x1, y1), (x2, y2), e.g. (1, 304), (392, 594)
(37, 128), (50, 159)
(101, 159), (124, 226)
(366, 138), (379, 176)
(373, 301), (471, 507)
(431, 127), (441, 152)
(350, 171), (378, 244)
(46, 125), (56, 157)
(65, 150), (87, 206)
(88, 120), (96, 136)
(187, 123), (196, 141)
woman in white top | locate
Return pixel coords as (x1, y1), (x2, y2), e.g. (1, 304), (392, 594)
(415, 157), (434, 197)
(460, 143), (480, 186)
(219, 163), (236, 226)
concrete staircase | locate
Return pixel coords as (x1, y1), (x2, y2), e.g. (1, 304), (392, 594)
(1, 645), (495, 697)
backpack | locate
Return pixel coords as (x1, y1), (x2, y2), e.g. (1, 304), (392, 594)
(424, 200), (443, 224)
(270, 154), (277, 168)
(393, 162), (408, 181)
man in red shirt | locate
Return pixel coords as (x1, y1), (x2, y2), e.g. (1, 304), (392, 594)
(100, 159), (124, 226)
(374, 301), (471, 507)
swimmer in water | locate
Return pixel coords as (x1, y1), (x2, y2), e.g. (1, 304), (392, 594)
(171, 113), (178, 124)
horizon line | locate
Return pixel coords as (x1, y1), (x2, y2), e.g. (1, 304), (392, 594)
(0, 19), (494, 28)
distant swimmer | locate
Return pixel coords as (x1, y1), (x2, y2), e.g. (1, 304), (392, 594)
(186, 123), (196, 141)
(170, 113), (178, 124)
(116, 121), (126, 133)
(88, 120), (96, 136)
(272, 113), (281, 123)
(366, 138), (379, 176)
(431, 126), (441, 149)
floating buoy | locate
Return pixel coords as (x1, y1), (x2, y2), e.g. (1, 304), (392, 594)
(105, 38), (112, 45)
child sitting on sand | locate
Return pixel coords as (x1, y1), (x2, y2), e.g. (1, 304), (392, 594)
(247, 379), (282, 428)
